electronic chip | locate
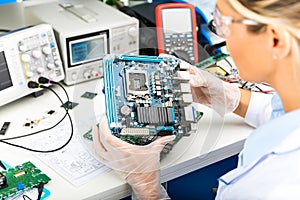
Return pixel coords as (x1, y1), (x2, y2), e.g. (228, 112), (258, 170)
(61, 101), (79, 110)
(83, 128), (93, 141)
(47, 110), (55, 115)
(81, 92), (98, 99)
(0, 122), (10, 135)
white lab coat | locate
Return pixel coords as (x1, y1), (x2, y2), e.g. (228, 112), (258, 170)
(244, 92), (273, 128)
(159, 92), (292, 200)
(216, 126), (300, 200)
(216, 93), (300, 199)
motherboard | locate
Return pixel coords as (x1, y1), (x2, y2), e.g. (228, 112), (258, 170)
(103, 54), (202, 152)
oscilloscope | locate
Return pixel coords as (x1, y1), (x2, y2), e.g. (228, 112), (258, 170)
(0, 24), (64, 107)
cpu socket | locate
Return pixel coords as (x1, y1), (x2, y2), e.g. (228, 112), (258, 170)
(125, 69), (149, 99)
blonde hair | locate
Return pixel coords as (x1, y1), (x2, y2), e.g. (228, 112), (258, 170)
(228, 0), (300, 67)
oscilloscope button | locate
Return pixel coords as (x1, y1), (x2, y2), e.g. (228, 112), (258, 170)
(37, 67), (45, 74)
(54, 60), (62, 67)
(26, 71), (34, 78)
(91, 70), (99, 77)
(47, 63), (55, 69)
(72, 72), (77, 80)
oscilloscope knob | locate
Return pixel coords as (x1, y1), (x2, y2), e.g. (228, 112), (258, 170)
(42, 46), (51, 55)
(83, 71), (91, 79)
(32, 50), (42, 58)
(21, 54), (31, 63)
(19, 44), (27, 52)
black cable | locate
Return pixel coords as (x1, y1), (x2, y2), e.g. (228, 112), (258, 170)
(38, 77), (70, 103)
(0, 87), (67, 141)
(0, 112), (73, 153)
(255, 85), (264, 92)
(204, 41), (227, 55)
(0, 112), (68, 141)
(240, 81), (248, 89)
(37, 182), (45, 200)
(224, 57), (233, 69)
(22, 194), (32, 200)
(208, 20), (216, 35)
(0, 29), (10, 32)
(54, 82), (70, 103)
(0, 83), (74, 153)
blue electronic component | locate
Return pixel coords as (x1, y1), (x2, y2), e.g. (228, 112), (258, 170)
(103, 54), (201, 150)
(17, 182), (25, 190)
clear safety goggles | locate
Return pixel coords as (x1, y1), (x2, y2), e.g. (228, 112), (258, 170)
(213, 7), (260, 38)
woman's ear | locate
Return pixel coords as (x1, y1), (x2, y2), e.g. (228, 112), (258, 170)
(267, 25), (291, 59)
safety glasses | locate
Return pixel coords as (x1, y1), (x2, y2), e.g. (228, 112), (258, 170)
(213, 7), (260, 38)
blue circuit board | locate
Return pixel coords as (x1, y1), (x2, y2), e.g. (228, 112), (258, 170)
(103, 54), (202, 151)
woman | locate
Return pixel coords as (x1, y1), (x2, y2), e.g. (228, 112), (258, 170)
(92, 0), (300, 199)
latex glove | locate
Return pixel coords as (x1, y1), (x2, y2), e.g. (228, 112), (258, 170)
(159, 53), (240, 115)
(92, 116), (176, 200)
(189, 65), (240, 115)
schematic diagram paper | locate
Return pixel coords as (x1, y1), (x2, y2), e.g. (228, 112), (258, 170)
(22, 120), (110, 187)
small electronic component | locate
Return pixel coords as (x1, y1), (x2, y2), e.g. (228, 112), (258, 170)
(81, 92), (98, 99)
(83, 128), (93, 141)
(83, 123), (100, 141)
(61, 101), (79, 109)
(47, 110), (55, 115)
(0, 161), (51, 199)
(23, 110), (56, 128)
(103, 54), (203, 152)
(0, 172), (8, 190)
(0, 122), (10, 135)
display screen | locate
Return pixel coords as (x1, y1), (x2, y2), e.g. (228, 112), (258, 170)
(162, 8), (192, 34)
(69, 34), (107, 66)
(0, 51), (13, 91)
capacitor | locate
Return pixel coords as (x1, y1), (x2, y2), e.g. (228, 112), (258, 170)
(120, 105), (131, 116)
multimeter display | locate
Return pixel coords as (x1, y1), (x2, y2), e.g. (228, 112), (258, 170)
(162, 8), (192, 34)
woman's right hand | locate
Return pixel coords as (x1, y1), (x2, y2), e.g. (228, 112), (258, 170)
(189, 65), (241, 116)
(92, 116), (175, 200)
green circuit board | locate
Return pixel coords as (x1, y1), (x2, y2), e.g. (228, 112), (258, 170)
(195, 52), (229, 69)
(0, 161), (51, 199)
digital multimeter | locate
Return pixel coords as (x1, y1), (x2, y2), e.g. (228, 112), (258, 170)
(155, 3), (198, 64)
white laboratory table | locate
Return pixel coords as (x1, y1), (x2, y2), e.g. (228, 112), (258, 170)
(0, 79), (254, 200)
